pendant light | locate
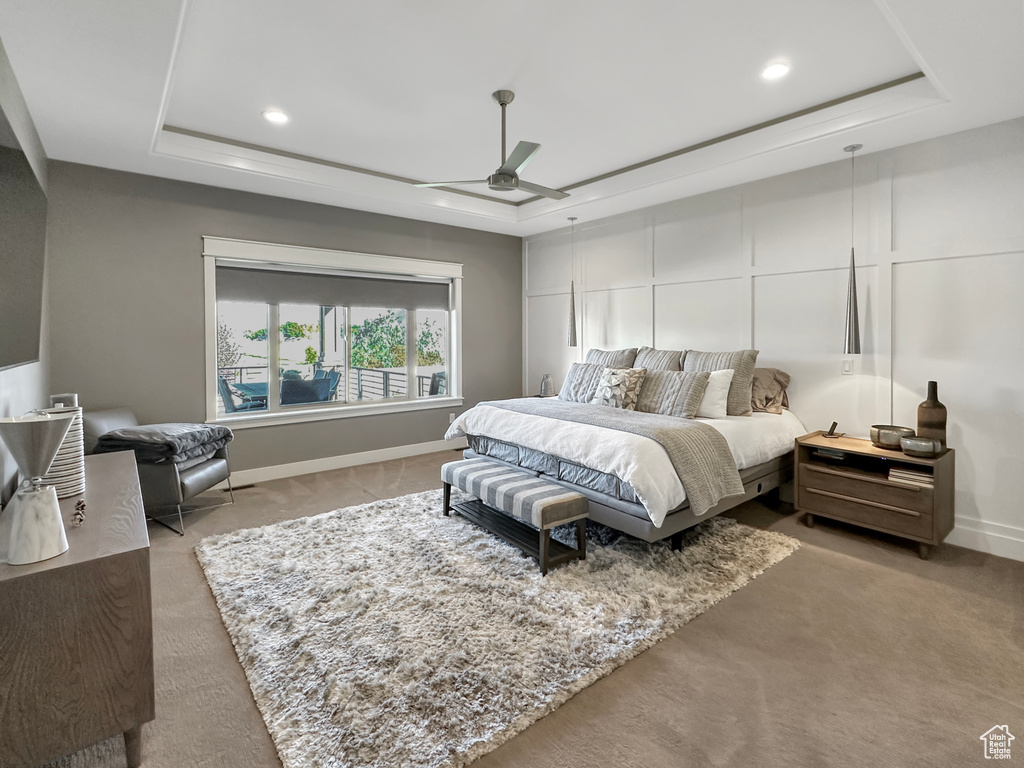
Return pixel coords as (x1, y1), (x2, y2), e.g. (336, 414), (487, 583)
(843, 144), (862, 355)
(567, 216), (578, 347)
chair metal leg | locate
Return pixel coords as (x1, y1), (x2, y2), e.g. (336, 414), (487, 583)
(147, 505), (185, 536)
(226, 475), (236, 505)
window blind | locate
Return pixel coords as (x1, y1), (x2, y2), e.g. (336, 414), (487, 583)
(216, 264), (450, 310)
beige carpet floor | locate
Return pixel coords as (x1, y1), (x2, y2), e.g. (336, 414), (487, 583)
(53, 449), (1024, 767)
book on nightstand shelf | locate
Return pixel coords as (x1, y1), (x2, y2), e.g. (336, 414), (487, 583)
(888, 467), (935, 488)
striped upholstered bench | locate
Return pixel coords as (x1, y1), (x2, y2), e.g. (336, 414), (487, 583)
(441, 458), (588, 574)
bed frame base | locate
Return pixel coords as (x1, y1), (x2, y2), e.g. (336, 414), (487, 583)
(462, 448), (793, 546)
(587, 460), (793, 544)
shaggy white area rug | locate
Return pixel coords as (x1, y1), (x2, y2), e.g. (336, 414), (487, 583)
(196, 489), (799, 768)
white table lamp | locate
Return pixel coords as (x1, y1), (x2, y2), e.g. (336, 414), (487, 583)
(0, 412), (75, 564)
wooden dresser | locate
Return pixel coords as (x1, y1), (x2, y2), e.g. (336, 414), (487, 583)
(0, 451), (154, 768)
(794, 431), (955, 559)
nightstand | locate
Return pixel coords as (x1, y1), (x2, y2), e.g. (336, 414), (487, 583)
(794, 431), (955, 559)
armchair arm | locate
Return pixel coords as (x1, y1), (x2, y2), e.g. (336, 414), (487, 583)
(135, 461), (185, 508)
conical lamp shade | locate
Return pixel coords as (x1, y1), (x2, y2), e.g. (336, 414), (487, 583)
(568, 281), (578, 347)
(0, 413), (75, 481)
(844, 247), (861, 355)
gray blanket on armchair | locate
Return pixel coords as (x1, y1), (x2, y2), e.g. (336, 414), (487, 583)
(480, 399), (744, 517)
(95, 423), (233, 464)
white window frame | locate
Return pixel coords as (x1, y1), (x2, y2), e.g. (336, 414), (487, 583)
(203, 236), (463, 428)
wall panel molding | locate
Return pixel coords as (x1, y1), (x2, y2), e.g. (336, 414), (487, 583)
(523, 118), (1024, 560)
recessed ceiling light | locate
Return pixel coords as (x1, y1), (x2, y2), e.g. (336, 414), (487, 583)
(262, 109), (289, 124)
(761, 62), (791, 80)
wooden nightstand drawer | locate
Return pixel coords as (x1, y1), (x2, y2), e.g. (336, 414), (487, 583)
(799, 463), (933, 515)
(794, 431), (955, 559)
(799, 486), (934, 539)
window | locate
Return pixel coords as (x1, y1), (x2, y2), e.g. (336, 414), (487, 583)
(205, 238), (462, 426)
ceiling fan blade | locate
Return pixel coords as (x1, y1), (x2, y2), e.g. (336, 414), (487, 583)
(413, 180), (488, 188)
(517, 179), (570, 200)
(499, 141), (541, 175)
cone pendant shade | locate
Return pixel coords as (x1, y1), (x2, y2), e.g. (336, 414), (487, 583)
(567, 216), (579, 348)
(844, 246), (861, 355)
(568, 280), (578, 347)
(842, 143), (863, 355)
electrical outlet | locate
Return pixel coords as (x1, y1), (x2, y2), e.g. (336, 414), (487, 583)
(449, 412), (456, 424)
(841, 359), (853, 375)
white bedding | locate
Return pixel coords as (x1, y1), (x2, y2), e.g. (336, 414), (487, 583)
(445, 402), (806, 527)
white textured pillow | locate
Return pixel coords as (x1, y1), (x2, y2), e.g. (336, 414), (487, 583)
(591, 367), (647, 410)
(697, 369), (734, 419)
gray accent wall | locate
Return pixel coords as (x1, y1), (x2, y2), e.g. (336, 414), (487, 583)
(0, 37), (48, 501)
(45, 162), (522, 472)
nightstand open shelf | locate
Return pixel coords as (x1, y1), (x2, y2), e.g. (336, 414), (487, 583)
(794, 431), (955, 559)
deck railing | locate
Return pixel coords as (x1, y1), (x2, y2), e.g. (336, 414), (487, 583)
(218, 365), (439, 402)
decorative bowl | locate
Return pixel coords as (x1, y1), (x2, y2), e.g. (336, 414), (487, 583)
(900, 436), (942, 457)
(870, 424), (915, 449)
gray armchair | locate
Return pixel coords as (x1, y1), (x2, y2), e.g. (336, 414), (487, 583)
(83, 408), (234, 535)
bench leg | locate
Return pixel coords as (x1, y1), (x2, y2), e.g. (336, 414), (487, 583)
(576, 519), (586, 560)
(442, 481), (451, 516)
(539, 529), (550, 576)
(670, 531), (683, 551)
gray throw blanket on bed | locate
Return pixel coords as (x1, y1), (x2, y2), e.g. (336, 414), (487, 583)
(481, 399), (744, 516)
(94, 423), (233, 464)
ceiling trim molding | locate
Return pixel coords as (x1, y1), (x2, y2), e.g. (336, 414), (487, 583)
(160, 124), (518, 206)
(165, 72), (925, 211)
(513, 71), (927, 205)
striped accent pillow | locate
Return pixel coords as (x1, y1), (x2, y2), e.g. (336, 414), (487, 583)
(682, 349), (759, 416)
(634, 346), (683, 371)
(585, 347), (638, 368)
(635, 370), (710, 419)
(557, 362), (605, 403)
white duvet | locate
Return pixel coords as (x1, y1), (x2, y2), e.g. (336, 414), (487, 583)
(445, 402), (807, 527)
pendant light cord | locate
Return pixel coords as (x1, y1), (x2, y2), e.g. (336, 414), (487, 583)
(850, 146), (855, 249)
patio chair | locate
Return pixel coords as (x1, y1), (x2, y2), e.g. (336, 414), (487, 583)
(326, 369), (341, 400)
(280, 377), (332, 405)
(218, 377), (263, 414)
(429, 371), (447, 396)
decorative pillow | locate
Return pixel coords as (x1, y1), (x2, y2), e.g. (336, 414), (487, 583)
(751, 367), (791, 414)
(636, 370), (710, 419)
(696, 369), (734, 419)
(634, 346), (682, 371)
(683, 349), (759, 416)
(590, 367), (647, 410)
(585, 347), (639, 368)
(557, 362), (605, 403)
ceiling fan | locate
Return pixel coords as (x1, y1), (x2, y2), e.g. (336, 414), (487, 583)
(414, 90), (569, 200)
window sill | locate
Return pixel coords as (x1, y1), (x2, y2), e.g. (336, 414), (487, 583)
(212, 395), (465, 429)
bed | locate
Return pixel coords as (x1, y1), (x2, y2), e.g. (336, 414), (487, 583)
(444, 353), (806, 545)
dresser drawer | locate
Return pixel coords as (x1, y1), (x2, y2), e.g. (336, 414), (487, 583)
(799, 485), (934, 539)
(799, 463), (933, 515)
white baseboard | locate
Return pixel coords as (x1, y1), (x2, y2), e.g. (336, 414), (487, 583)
(219, 437), (467, 488)
(946, 516), (1024, 563)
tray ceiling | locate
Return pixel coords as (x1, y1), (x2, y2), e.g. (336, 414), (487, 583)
(1, 0), (1022, 235)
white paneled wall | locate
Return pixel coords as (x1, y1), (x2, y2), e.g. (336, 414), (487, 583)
(891, 252), (1024, 558)
(655, 279), (748, 351)
(523, 117), (1024, 561)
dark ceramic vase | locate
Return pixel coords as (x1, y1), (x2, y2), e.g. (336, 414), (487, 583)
(917, 381), (947, 446)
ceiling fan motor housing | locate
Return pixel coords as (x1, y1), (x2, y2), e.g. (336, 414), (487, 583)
(487, 172), (518, 191)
